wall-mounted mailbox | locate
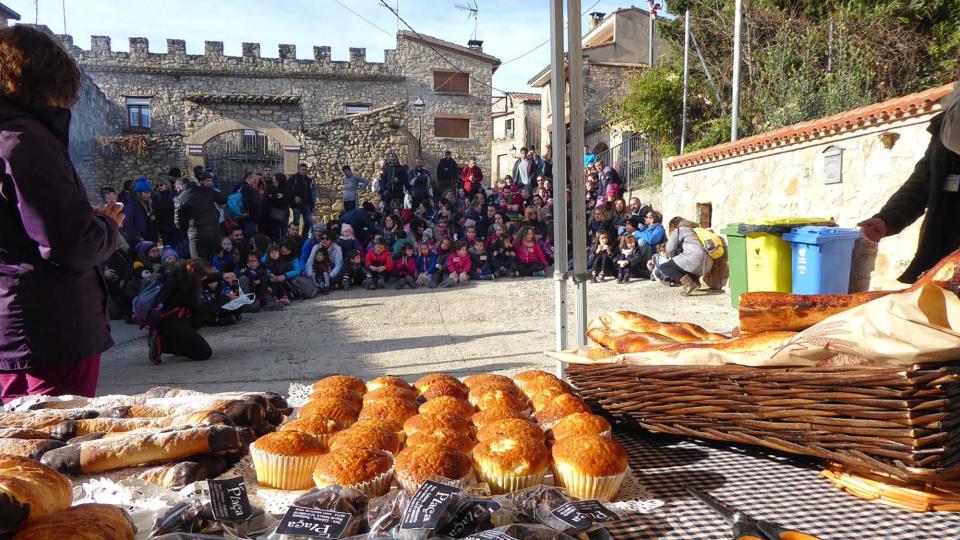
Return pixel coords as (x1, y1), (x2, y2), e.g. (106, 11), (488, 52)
(823, 145), (843, 185)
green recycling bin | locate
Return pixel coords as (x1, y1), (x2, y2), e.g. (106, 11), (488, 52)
(721, 224), (747, 309)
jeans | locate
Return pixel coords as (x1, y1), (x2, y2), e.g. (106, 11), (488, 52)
(189, 237), (220, 264)
(292, 206), (313, 235)
(343, 200), (357, 212)
(659, 259), (696, 284)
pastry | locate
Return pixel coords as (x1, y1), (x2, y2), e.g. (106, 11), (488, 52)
(418, 396), (475, 418)
(136, 458), (227, 489)
(298, 397), (360, 423)
(52, 410), (229, 440)
(551, 434), (628, 500)
(463, 373), (515, 389)
(307, 387), (363, 408)
(279, 416), (350, 447)
(419, 379), (469, 401)
(512, 370), (558, 394)
(413, 374), (466, 395)
(362, 387), (418, 405)
(534, 394), (591, 427)
(476, 419), (545, 444)
(405, 428), (475, 454)
(328, 425), (401, 454)
(312, 446), (394, 496)
(358, 398), (419, 424)
(249, 431), (325, 490)
(311, 375), (366, 394)
(366, 375), (411, 392)
(351, 418), (406, 444)
(12, 503), (134, 540)
(470, 407), (531, 431)
(467, 381), (521, 405)
(549, 413), (612, 441)
(403, 413), (471, 438)
(0, 456), (72, 534)
(394, 443), (471, 492)
(0, 439), (65, 460)
(0, 428), (53, 440)
(475, 390), (529, 413)
(472, 435), (549, 494)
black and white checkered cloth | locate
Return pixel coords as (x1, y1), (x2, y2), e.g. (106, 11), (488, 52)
(607, 429), (960, 539)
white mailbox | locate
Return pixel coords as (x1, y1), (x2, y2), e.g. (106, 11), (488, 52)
(823, 145), (843, 185)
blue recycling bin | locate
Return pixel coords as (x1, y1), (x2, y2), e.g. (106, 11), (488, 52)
(782, 226), (860, 295)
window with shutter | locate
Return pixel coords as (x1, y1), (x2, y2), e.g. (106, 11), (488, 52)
(434, 118), (470, 139)
(433, 70), (470, 94)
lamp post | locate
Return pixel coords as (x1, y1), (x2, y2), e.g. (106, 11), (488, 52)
(413, 96), (425, 158)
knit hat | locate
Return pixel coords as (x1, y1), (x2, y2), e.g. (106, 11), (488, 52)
(463, 219), (476, 229)
(312, 223), (325, 232)
(422, 228), (434, 240)
(136, 240), (157, 258)
(340, 224), (354, 237)
(133, 176), (152, 193)
(160, 247), (178, 261)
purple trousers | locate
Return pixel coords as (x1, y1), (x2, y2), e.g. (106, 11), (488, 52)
(0, 354), (101, 404)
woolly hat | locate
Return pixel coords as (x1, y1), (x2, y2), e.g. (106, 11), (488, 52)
(136, 240), (157, 258)
(133, 176), (152, 193)
(422, 228), (434, 240)
(160, 247), (178, 261)
(463, 219), (476, 229)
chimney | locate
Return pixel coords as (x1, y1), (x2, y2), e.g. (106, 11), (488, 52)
(589, 12), (606, 31)
(467, 39), (483, 51)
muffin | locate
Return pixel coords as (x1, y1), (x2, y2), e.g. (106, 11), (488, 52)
(513, 370), (559, 394)
(298, 397), (360, 423)
(550, 413), (612, 442)
(476, 418), (545, 444)
(475, 390), (530, 413)
(362, 386), (418, 405)
(366, 375), (411, 392)
(279, 416), (350, 447)
(470, 407), (531, 431)
(250, 431), (325, 490)
(419, 396), (475, 418)
(311, 375), (366, 394)
(530, 386), (571, 412)
(551, 434), (628, 500)
(420, 379), (470, 401)
(405, 427), (475, 454)
(308, 387), (363, 408)
(534, 393), (591, 427)
(472, 435), (550, 494)
(468, 381), (521, 405)
(394, 443), (472, 492)
(359, 397), (419, 423)
(312, 446), (394, 496)
(328, 425), (401, 454)
(352, 418), (406, 444)
(403, 413), (471, 438)
(463, 373), (515, 389)
(522, 377), (572, 401)
(414, 373), (466, 395)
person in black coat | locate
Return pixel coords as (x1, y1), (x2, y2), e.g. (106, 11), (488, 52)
(147, 259), (212, 364)
(236, 172), (262, 237)
(153, 178), (184, 249)
(174, 176), (227, 263)
(264, 173), (292, 242)
(378, 153), (409, 210)
(287, 163), (315, 235)
(436, 150), (459, 192)
(860, 113), (960, 283)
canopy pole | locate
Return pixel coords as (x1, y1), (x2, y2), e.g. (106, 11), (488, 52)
(549, 0), (569, 376)
(680, 9), (691, 153)
(568, 0), (588, 351)
(731, 0), (743, 142)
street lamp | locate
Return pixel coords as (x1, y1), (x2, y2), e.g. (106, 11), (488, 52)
(413, 96), (425, 158)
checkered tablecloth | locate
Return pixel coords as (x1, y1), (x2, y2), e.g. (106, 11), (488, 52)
(606, 429), (960, 539)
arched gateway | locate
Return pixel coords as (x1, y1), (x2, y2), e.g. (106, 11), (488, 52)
(184, 119), (302, 182)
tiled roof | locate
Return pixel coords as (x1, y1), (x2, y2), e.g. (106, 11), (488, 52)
(507, 92), (541, 103)
(184, 93), (302, 105)
(667, 83), (955, 171)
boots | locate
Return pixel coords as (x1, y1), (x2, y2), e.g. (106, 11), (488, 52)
(680, 274), (701, 296)
(440, 275), (456, 288)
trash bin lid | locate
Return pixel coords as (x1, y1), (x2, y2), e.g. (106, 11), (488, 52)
(721, 224), (744, 236)
(739, 218), (835, 236)
(782, 226), (860, 245)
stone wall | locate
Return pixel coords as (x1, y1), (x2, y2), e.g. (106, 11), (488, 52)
(92, 133), (188, 191)
(659, 112), (937, 290)
(69, 70), (125, 195)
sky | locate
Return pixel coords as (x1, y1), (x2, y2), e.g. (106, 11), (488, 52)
(10, 0), (638, 93)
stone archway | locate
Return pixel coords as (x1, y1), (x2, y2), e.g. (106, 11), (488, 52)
(185, 118), (302, 175)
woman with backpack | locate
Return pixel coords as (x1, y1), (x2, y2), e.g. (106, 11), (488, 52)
(662, 217), (713, 296)
(145, 259), (213, 365)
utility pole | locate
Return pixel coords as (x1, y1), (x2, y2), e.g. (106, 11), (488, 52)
(647, 4), (655, 67)
(568, 0), (588, 348)
(549, 0), (569, 359)
(731, 0), (743, 142)
(680, 9), (691, 153)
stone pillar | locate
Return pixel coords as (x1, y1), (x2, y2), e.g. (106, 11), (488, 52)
(167, 39), (186, 60)
(279, 44), (296, 60)
(314, 46), (331, 64)
(129, 37), (149, 60)
(349, 47), (366, 64)
(204, 40), (224, 59)
(91, 35), (112, 57)
(242, 42), (261, 62)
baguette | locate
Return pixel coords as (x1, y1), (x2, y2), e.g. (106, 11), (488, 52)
(659, 331), (798, 353)
(40, 425), (241, 475)
(0, 427), (53, 440)
(0, 438), (66, 460)
(12, 503), (134, 540)
(0, 409), (100, 430)
(739, 291), (893, 334)
(52, 410), (230, 440)
(136, 455), (229, 489)
(0, 456), (72, 535)
(112, 399), (265, 427)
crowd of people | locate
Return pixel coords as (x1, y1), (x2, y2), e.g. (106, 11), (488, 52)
(95, 126), (728, 364)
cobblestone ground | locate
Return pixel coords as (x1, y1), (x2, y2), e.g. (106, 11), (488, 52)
(98, 277), (739, 395)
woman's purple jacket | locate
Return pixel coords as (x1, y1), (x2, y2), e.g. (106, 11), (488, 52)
(0, 97), (118, 371)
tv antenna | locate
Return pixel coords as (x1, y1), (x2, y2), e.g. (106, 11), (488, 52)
(454, 0), (479, 41)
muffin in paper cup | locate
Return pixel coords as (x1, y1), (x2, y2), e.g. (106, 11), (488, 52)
(472, 435), (550, 495)
(394, 443), (472, 493)
(314, 464), (395, 497)
(551, 434), (629, 501)
(249, 432), (325, 490)
(396, 471), (470, 493)
(311, 446), (395, 497)
(474, 467), (547, 495)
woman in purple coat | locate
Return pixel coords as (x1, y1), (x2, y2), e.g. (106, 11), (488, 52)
(0, 26), (124, 403)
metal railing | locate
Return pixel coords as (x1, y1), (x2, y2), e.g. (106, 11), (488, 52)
(594, 133), (662, 193)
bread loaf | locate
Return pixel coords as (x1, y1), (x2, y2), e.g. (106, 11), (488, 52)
(0, 409), (100, 430)
(659, 331), (798, 353)
(0, 428), (52, 440)
(739, 291), (893, 334)
(0, 439), (66, 460)
(0, 455), (72, 535)
(40, 425), (241, 475)
(52, 410), (230, 440)
(12, 503), (134, 540)
(135, 455), (229, 489)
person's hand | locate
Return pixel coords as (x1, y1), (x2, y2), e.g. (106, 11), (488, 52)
(223, 272), (237, 282)
(294, 196), (302, 204)
(857, 217), (887, 243)
(227, 293), (238, 300)
(95, 202), (125, 227)
(103, 268), (117, 280)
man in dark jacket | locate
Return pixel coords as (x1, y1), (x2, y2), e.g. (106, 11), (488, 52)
(174, 176), (228, 262)
(860, 112), (960, 283)
(436, 150), (459, 192)
(408, 158), (433, 211)
(0, 26), (123, 402)
(378, 153), (409, 210)
(288, 163), (315, 235)
(237, 171), (262, 237)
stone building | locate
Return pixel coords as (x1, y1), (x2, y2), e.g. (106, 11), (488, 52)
(528, 7), (667, 155)
(0, 3), (20, 28)
(490, 92), (541, 180)
(55, 28), (499, 218)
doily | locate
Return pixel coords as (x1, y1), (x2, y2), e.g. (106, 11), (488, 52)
(286, 383), (312, 408)
(73, 475), (189, 539)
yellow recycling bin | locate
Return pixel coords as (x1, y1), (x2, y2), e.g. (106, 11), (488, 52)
(745, 218), (832, 293)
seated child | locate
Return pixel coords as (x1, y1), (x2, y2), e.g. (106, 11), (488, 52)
(513, 226), (547, 277)
(592, 231), (616, 282)
(263, 244), (293, 304)
(441, 240), (472, 288)
(468, 239), (495, 281)
(364, 237), (394, 289)
(394, 244), (418, 289)
(342, 251), (367, 289)
(212, 236), (240, 274)
(307, 247), (332, 295)
(240, 252), (282, 311)
(615, 234), (650, 283)
(415, 242), (440, 289)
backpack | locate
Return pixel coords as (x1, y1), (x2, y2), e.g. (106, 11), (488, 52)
(131, 274), (165, 327)
(226, 190), (244, 218)
(693, 227), (726, 260)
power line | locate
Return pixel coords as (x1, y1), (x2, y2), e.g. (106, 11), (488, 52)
(500, 0), (605, 66)
(330, 0), (393, 37)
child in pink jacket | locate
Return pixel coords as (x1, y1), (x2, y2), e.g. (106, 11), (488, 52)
(513, 226), (548, 277)
(442, 240), (472, 287)
(394, 244), (418, 289)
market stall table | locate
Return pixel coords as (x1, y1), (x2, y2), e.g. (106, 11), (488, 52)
(608, 428), (960, 539)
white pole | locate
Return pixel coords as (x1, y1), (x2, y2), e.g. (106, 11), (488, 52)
(549, 0), (569, 366)
(568, 0), (588, 351)
(731, 0), (743, 142)
(647, 7), (655, 68)
(680, 9), (690, 153)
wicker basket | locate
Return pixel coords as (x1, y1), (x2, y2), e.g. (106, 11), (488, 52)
(565, 361), (960, 487)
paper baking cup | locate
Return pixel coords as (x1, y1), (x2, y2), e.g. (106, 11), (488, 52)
(313, 466), (395, 497)
(474, 467), (547, 495)
(249, 446), (322, 490)
(552, 467), (627, 501)
(396, 473), (468, 493)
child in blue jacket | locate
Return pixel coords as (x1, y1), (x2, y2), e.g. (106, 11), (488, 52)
(415, 243), (440, 288)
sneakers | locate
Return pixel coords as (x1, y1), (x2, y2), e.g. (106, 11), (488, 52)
(378, 279), (385, 289)
(680, 275), (701, 296)
(597, 272), (605, 282)
(533, 270), (546, 277)
(148, 331), (162, 365)
(616, 274), (624, 284)
(591, 272), (598, 283)
(440, 276), (456, 288)
(396, 281), (408, 290)
(623, 274), (631, 283)
(427, 279), (439, 289)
